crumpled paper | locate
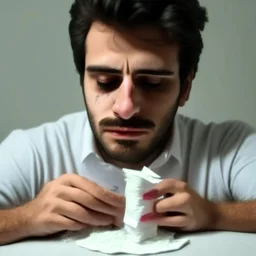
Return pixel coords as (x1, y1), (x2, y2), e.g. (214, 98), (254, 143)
(62, 166), (189, 254)
(64, 226), (189, 255)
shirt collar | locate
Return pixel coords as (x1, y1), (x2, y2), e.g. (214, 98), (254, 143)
(80, 119), (98, 163)
(80, 115), (181, 167)
(149, 115), (181, 169)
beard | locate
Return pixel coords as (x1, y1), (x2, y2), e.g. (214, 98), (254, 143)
(84, 96), (179, 166)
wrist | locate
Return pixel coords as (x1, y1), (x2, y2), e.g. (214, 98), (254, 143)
(19, 201), (39, 237)
(15, 204), (34, 238)
(207, 202), (229, 231)
(0, 204), (34, 245)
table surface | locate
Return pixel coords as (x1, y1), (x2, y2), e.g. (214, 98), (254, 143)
(1, 231), (255, 256)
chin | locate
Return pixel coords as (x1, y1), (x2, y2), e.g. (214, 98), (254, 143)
(107, 144), (150, 162)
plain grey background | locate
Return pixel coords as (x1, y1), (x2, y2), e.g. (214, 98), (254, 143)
(0, 0), (256, 142)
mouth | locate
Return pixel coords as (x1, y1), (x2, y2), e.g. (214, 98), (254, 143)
(103, 127), (149, 139)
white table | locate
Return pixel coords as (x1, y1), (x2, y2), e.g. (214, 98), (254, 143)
(1, 231), (255, 256)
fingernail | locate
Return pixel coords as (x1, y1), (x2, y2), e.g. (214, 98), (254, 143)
(140, 212), (158, 222)
(142, 189), (158, 200)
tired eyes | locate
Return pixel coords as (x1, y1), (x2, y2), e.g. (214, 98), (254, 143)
(97, 79), (121, 91)
(97, 77), (165, 92)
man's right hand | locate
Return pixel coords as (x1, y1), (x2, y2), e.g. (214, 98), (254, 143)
(24, 174), (125, 237)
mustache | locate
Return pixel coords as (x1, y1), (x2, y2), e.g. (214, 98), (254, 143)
(99, 117), (155, 129)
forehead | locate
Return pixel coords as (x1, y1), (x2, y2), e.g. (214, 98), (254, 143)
(85, 22), (179, 69)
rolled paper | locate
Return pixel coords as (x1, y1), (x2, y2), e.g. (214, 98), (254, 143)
(123, 167), (162, 243)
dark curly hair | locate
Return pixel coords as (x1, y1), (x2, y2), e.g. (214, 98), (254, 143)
(69, 0), (209, 86)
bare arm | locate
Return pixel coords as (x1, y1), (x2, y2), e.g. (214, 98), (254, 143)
(0, 205), (32, 245)
(211, 201), (256, 232)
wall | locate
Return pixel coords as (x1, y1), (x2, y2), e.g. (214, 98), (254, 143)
(0, 0), (255, 142)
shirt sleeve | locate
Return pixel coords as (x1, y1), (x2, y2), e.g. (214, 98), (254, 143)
(228, 123), (256, 201)
(0, 130), (38, 209)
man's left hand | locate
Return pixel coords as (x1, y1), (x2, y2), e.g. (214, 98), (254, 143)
(140, 179), (215, 231)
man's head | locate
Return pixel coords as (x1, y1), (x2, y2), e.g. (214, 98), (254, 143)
(68, 0), (208, 168)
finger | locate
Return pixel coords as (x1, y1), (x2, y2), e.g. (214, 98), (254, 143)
(156, 179), (188, 194)
(154, 215), (189, 228)
(113, 207), (125, 227)
(61, 174), (125, 208)
(51, 214), (88, 232)
(144, 179), (188, 198)
(59, 186), (122, 217)
(154, 193), (191, 214)
(57, 199), (114, 226)
(142, 180), (187, 200)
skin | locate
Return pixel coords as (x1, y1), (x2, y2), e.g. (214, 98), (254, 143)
(84, 22), (191, 170)
(0, 22), (192, 245)
(140, 180), (216, 231)
(140, 180), (256, 233)
(83, 22), (256, 234)
(0, 174), (125, 244)
(80, 22), (221, 232)
(1, 21), (255, 246)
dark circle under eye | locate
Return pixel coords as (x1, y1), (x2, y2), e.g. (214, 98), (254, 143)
(145, 76), (162, 84)
(97, 79), (122, 91)
(136, 77), (162, 90)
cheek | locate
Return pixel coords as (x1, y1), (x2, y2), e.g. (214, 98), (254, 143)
(87, 92), (116, 123)
(147, 103), (169, 124)
(143, 92), (178, 123)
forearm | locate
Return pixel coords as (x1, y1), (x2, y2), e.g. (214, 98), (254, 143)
(0, 204), (33, 245)
(210, 201), (256, 232)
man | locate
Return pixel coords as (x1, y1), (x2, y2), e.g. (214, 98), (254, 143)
(0, 0), (255, 245)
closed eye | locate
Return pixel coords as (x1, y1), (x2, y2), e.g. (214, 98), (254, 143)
(135, 77), (163, 90)
(97, 79), (121, 92)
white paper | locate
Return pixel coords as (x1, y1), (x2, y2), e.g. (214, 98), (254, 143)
(122, 166), (162, 242)
(72, 226), (189, 255)
(63, 166), (190, 254)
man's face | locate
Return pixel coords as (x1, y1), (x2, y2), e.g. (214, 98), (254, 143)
(83, 22), (190, 166)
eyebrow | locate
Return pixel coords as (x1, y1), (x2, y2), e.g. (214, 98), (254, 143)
(134, 69), (174, 76)
(86, 65), (174, 76)
(86, 66), (121, 74)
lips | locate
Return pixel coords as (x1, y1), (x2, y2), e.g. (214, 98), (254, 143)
(104, 127), (148, 132)
(103, 127), (148, 138)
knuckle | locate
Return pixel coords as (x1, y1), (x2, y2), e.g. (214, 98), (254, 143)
(184, 217), (191, 226)
(94, 186), (107, 199)
(179, 181), (188, 191)
(179, 192), (191, 205)
(93, 213), (113, 226)
(177, 216), (188, 227)
(183, 192), (192, 202)
(154, 202), (163, 213)
(71, 188), (84, 200)
(69, 203), (86, 216)
(44, 198), (58, 213)
(47, 184), (63, 199)
(63, 219), (77, 230)
(84, 193), (95, 206)
(41, 181), (53, 193)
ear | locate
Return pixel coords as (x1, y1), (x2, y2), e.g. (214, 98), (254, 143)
(178, 71), (194, 107)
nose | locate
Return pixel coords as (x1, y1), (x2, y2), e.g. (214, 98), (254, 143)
(112, 76), (140, 120)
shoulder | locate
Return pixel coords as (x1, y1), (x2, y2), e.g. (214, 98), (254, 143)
(0, 111), (88, 152)
(176, 114), (256, 152)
